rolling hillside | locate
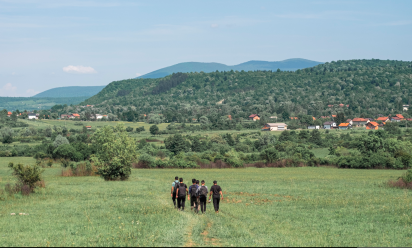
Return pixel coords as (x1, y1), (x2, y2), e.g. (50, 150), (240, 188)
(0, 96), (88, 111)
(33, 86), (106, 98)
(77, 59), (412, 122)
(138, 58), (323, 78)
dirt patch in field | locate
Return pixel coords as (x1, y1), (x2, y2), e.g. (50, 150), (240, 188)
(201, 222), (220, 246)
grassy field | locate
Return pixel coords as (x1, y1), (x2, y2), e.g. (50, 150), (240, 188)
(1, 157), (411, 246)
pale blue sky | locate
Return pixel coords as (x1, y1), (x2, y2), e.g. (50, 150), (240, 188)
(0, 0), (411, 96)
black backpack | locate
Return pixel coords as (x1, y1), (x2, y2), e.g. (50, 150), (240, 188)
(190, 185), (198, 197)
(173, 181), (179, 194)
(198, 186), (208, 197)
(178, 183), (186, 197)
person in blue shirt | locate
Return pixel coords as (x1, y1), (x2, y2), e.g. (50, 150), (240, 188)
(170, 176), (179, 208)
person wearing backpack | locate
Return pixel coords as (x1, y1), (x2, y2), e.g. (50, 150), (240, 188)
(196, 180), (208, 214)
(209, 180), (223, 213)
(189, 179), (199, 212)
(195, 180), (200, 213)
(171, 176), (179, 208)
(175, 178), (188, 211)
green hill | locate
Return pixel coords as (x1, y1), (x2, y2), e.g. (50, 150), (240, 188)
(78, 59), (412, 123)
(0, 96), (89, 111)
(139, 59), (323, 78)
(33, 86), (106, 98)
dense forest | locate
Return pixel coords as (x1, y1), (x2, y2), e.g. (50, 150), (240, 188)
(44, 59), (412, 126)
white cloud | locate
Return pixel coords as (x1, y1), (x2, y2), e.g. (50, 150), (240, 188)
(0, 83), (17, 96)
(211, 24), (219, 28)
(2, 83), (16, 91)
(135, 73), (142, 77)
(63, 65), (97, 74)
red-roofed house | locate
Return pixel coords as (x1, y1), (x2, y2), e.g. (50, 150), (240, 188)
(391, 116), (401, 122)
(7, 111), (12, 117)
(352, 118), (370, 126)
(290, 117), (298, 120)
(339, 103), (344, 107)
(72, 113), (80, 118)
(395, 114), (405, 120)
(366, 121), (379, 130)
(249, 114), (260, 121)
(376, 117), (389, 122)
(338, 123), (351, 130)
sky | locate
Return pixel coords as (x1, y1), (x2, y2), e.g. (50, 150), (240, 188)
(0, 0), (411, 97)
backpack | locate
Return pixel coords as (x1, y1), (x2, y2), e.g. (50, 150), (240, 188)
(173, 181), (179, 194)
(190, 185), (198, 197)
(199, 186), (208, 197)
(178, 183), (186, 197)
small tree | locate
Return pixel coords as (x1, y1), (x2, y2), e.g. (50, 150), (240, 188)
(260, 147), (279, 163)
(150, 125), (159, 136)
(53, 134), (69, 148)
(8, 162), (44, 192)
(1, 127), (14, 144)
(91, 124), (137, 181)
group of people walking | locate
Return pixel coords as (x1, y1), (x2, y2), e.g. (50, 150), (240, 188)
(171, 177), (223, 214)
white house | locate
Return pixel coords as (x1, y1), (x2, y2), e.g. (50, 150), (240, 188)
(28, 113), (38, 120)
(308, 125), (320, 130)
(323, 121), (336, 129)
(262, 123), (288, 131)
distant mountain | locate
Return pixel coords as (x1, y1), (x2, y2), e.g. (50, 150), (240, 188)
(138, 58), (323, 78)
(33, 86), (106, 98)
(0, 96), (89, 111)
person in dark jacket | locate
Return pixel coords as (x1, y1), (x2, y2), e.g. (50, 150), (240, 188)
(176, 178), (189, 211)
(188, 179), (198, 212)
(196, 180), (208, 214)
(209, 180), (223, 213)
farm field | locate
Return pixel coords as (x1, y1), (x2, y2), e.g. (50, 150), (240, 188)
(1, 157), (411, 246)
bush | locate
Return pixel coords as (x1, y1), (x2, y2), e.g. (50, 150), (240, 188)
(401, 169), (412, 183)
(8, 162), (44, 192)
(138, 153), (156, 168)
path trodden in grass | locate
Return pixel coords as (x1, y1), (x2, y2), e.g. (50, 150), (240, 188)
(1, 161), (412, 247)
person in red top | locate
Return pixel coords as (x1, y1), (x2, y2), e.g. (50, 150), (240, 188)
(209, 180), (223, 213)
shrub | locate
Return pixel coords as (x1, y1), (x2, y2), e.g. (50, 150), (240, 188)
(47, 159), (53, 167)
(61, 159), (70, 168)
(260, 147), (279, 163)
(53, 135), (69, 148)
(138, 153), (156, 168)
(401, 169), (412, 183)
(91, 124), (137, 181)
(8, 162), (44, 192)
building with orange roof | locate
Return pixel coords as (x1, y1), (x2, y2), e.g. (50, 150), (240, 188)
(332, 115), (337, 118)
(85, 126), (92, 130)
(352, 118), (370, 126)
(72, 113), (80, 118)
(395, 114), (405, 120)
(228, 115), (232, 120)
(312, 116), (316, 121)
(290, 117), (298, 120)
(366, 121), (379, 130)
(7, 111), (12, 117)
(376, 117), (389, 122)
(338, 123), (351, 130)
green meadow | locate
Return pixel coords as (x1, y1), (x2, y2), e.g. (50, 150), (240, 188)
(1, 157), (411, 247)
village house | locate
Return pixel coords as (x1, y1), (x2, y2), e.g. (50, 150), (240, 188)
(61, 114), (72, 119)
(86, 126), (92, 130)
(290, 117), (298, 120)
(7, 111), (12, 117)
(261, 123), (288, 131)
(338, 123), (351, 130)
(346, 119), (353, 125)
(403, 105), (409, 111)
(28, 113), (38, 120)
(376, 117), (389, 122)
(395, 114), (405, 120)
(323, 121), (336, 129)
(366, 121), (379, 130)
(352, 118), (370, 126)
(308, 125), (320, 130)
(72, 113), (80, 118)
(249, 114), (260, 121)
(391, 116), (401, 122)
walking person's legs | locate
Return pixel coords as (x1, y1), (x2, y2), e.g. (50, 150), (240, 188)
(177, 196), (182, 210)
(213, 197), (220, 212)
(180, 197), (186, 211)
(200, 196), (206, 213)
(172, 194), (177, 208)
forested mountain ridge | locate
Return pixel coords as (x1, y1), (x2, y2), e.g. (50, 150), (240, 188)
(138, 58), (323, 78)
(71, 59), (412, 123)
(33, 86), (106, 98)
